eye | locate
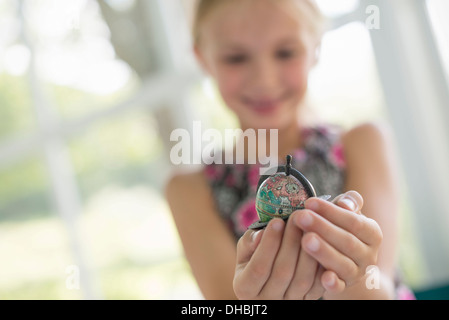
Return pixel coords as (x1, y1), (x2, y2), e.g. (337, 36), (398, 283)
(224, 54), (248, 64)
(276, 50), (295, 60)
(276, 49), (296, 60)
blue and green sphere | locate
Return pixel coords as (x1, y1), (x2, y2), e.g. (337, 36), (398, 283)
(254, 172), (310, 225)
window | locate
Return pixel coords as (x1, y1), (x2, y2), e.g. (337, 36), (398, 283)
(0, 0), (200, 299)
(426, 0), (449, 80)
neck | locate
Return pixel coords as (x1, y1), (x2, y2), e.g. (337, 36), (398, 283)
(276, 120), (304, 159)
(237, 119), (304, 164)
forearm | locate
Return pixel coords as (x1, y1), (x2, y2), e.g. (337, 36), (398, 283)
(323, 272), (395, 300)
(166, 172), (239, 300)
(190, 256), (238, 300)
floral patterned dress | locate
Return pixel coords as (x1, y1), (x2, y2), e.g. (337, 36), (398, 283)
(204, 125), (345, 239)
(203, 125), (415, 300)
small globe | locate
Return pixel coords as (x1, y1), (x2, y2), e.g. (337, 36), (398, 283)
(254, 172), (310, 226)
(248, 155), (328, 230)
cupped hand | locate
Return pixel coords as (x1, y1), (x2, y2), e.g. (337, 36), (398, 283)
(233, 213), (325, 300)
(294, 191), (383, 293)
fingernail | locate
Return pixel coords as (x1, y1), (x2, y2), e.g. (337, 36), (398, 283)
(340, 197), (356, 211)
(298, 212), (313, 227)
(305, 199), (318, 211)
(306, 235), (320, 252)
(251, 230), (262, 242)
(325, 275), (335, 287)
(271, 219), (284, 232)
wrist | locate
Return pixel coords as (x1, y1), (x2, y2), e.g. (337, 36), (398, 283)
(323, 271), (395, 300)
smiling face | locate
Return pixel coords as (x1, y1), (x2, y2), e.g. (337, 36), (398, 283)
(195, 0), (322, 130)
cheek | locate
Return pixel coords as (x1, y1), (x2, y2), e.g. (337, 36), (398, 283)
(282, 60), (309, 93)
(214, 67), (246, 102)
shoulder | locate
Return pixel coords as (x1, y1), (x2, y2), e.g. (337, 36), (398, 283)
(340, 121), (399, 192)
(165, 168), (210, 205)
(341, 121), (395, 157)
(165, 167), (220, 224)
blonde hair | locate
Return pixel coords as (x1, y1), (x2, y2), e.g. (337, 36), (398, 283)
(192, 0), (328, 46)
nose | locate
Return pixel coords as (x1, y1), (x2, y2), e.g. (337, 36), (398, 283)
(248, 57), (279, 94)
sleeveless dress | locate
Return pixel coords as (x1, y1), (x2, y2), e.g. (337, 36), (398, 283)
(204, 125), (345, 239)
(203, 125), (415, 300)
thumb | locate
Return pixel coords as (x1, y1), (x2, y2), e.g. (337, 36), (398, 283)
(332, 190), (364, 214)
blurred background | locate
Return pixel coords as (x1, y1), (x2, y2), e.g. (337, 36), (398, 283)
(0, 0), (448, 299)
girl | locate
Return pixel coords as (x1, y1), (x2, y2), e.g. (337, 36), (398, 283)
(166, 0), (412, 299)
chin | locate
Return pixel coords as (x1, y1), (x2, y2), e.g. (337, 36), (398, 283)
(248, 108), (299, 131)
(227, 95), (299, 129)
(240, 114), (296, 131)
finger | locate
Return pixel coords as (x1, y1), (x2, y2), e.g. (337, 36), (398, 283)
(235, 219), (285, 297)
(236, 228), (264, 266)
(260, 212), (303, 298)
(302, 232), (359, 285)
(332, 191), (364, 213)
(294, 209), (369, 266)
(284, 246), (318, 300)
(305, 198), (381, 246)
(321, 270), (346, 295)
(304, 265), (325, 300)
(234, 229), (265, 299)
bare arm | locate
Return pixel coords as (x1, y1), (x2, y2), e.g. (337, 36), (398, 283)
(323, 122), (400, 299)
(165, 170), (238, 299)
